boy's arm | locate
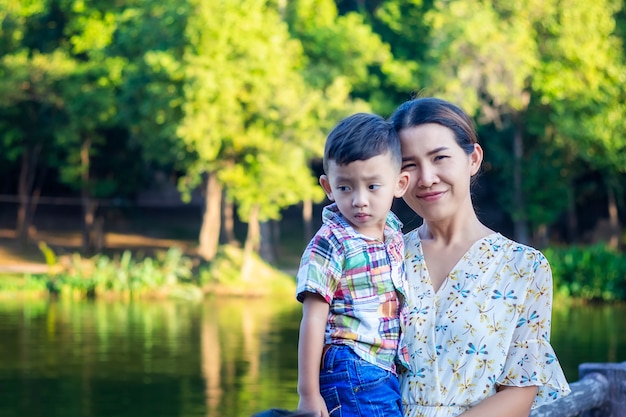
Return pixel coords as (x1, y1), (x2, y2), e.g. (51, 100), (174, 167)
(297, 293), (330, 417)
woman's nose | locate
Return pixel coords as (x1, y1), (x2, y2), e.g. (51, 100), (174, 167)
(417, 165), (437, 187)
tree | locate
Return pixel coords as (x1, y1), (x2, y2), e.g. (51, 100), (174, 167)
(113, 0), (188, 168)
(419, 0), (552, 244)
(178, 0), (326, 266)
(284, 0), (413, 115)
(56, 59), (123, 253)
(0, 0), (71, 244)
(0, 50), (74, 243)
(283, 0), (401, 245)
(535, 0), (626, 247)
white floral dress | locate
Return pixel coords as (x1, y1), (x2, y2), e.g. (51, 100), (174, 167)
(400, 231), (571, 417)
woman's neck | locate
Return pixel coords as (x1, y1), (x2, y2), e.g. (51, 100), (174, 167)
(420, 214), (493, 247)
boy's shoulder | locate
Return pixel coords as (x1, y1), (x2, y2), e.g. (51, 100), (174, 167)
(306, 219), (351, 254)
(319, 204), (359, 240)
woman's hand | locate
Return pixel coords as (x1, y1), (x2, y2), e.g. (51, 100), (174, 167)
(457, 385), (538, 417)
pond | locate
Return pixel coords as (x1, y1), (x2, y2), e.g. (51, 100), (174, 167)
(0, 298), (624, 417)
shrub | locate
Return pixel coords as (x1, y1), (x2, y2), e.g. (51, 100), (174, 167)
(42, 245), (195, 299)
(198, 244), (297, 297)
(543, 244), (626, 302)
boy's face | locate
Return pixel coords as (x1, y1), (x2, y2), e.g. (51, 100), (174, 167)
(319, 151), (409, 239)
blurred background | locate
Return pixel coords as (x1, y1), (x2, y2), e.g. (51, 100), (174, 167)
(0, 0), (625, 416)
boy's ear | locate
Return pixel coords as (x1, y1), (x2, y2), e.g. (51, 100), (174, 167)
(319, 175), (334, 201)
(395, 171), (410, 198)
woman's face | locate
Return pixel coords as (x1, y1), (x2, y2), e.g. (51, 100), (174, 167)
(399, 123), (482, 222)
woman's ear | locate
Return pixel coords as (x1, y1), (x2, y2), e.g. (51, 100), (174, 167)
(395, 171), (410, 198)
(469, 144), (483, 176)
(319, 174), (334, 201)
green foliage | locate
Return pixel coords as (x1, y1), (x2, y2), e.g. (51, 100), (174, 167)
(544, 244), (626, 302)
(199, 244), (296, 297)
(47, 247), (196, 300)
(38, 241), (57, 266)
(537, 0), (626, 184)
(178, 0), (328, 222)
(284, 0), (405, 114)
(1, 0), (626, 263)
(0, 274), (49, 297)
(422, 0), (540, 114)
(114, 0), (188, 167)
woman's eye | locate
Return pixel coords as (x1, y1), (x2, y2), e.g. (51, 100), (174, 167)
(401, 163), (416, 170)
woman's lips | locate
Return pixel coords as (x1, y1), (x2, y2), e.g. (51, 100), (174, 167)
(417, 191), (444, 202)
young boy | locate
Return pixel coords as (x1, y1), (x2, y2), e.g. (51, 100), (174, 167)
(296, 113), (410, 417)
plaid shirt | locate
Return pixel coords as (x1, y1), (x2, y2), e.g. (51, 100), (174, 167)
(296, 203), (409, 373)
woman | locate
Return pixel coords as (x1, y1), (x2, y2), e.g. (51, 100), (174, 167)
(390, 97), (570, 417)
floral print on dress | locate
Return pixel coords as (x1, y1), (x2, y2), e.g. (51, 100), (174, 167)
(400, 232), (570, 417)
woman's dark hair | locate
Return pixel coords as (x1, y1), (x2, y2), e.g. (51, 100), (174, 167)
(389, 97), (478, 155)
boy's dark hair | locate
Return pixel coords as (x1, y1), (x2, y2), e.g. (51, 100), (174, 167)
(323, 113), (402, 174)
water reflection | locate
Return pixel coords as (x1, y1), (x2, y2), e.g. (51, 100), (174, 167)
(551, 302), (626, 381)
(0, 300), (208, 417)
(202, 297), (301, 417)
(0, 298), (623, 417)
(0, 298), (301, 417)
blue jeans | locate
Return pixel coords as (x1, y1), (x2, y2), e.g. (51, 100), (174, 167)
(319, 345), (403, 417)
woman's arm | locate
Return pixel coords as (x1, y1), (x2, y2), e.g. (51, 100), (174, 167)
(458, 385), (537, 417)
(297, 293), (330, 417)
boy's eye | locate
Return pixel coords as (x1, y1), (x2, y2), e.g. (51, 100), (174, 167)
(369, 184), (381, 190)
(337, 185), (351, 192)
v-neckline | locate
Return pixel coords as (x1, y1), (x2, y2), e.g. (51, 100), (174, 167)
(418, 232), (500, 295)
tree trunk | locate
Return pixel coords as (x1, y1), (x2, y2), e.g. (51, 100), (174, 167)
(15, 143), (42, 245)
(16, 151), (32, 244)
(566, 183), (578, 243)
(512, 120), (529, 244)
(198, 172), (222, 261)
(606, 183), (620, 249)
(259, 221), (275, 264)
(303, 199), (313, 243)
(81, 138), (96, 255)
(271, 220), (281, 259)
(534, 224), (548, 249)
(241, 204), (260, 282)
(27, 166), (46, 227)
(221, 197), (237, 245)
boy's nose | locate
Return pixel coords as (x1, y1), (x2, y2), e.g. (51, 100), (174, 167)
(352, 191), (367, 207)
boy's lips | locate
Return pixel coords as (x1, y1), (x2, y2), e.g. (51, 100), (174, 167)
(353, 212), (371, 221)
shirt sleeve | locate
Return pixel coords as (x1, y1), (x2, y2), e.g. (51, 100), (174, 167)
(497, 251), (571, 408)
(295, 232), (343, 304)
